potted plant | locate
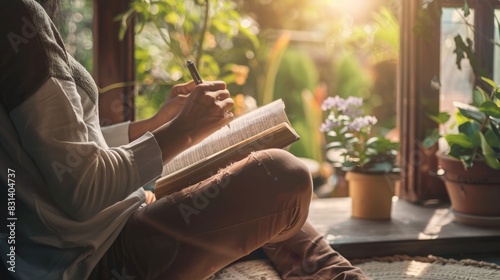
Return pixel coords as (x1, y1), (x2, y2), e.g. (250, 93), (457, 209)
(416, 0), (500, 226)
(321, 96), (399, 220)
(425, 77), (500, 226)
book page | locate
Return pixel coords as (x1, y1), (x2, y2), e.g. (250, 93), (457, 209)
(155, 122), (298, 197)
(162, 99), (290, 176)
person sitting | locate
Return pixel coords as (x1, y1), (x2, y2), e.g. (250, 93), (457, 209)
(0, 1), (369, 279)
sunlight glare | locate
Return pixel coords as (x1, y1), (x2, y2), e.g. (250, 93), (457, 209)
(326, 0), (373, 21)
(405, 261), (431, 277)
(418, 209), (454, 240)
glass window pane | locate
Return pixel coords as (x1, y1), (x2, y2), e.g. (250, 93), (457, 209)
(440, 7), (475, 114)
(494, 10), (500, 84)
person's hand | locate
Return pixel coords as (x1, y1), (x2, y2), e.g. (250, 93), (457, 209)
(128, 82), (197, 141)
(152, 80), (234, 163)
(171, 81), (234, 147)
(153, 81), (196, 125)
(144, 190), (156, 204)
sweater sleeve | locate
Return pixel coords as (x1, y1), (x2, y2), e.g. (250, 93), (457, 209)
(9, 78), (163, 221)
(101, 121), (132, 147)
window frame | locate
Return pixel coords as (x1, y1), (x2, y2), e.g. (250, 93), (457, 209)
(397, 0), (500, 202)
(93, 0), (135, 126)
(442, 0), (499, 81)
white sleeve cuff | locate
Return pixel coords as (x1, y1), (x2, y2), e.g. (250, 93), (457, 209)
(101, 121), (131, 147)
(123, 132), (163, 187)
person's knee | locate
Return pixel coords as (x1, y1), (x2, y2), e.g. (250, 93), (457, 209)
(249, 149), (312, 241)
(251, 149), (313, 201)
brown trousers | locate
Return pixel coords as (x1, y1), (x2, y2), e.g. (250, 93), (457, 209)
(89, 149), (368, 280)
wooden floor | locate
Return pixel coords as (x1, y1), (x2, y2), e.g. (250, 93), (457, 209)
(307, 197), (500, 262)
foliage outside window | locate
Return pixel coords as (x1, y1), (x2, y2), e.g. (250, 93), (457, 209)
(118, 0), (259, 120)
(53, 0), (400, 168)
(57, 0), (93, 72)
(116, 0), (400, 164)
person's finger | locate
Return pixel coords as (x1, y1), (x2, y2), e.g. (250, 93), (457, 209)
(215, 90), (231, 101)
(204, 90), (230, 103)
(194, 81), (227, 93)
(219, 97), (234, 112)
(170, 81), (197, 97)
(189, 88), (230, 111)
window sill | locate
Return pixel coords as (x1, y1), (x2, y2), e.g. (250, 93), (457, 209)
(308, 197), (500, 259)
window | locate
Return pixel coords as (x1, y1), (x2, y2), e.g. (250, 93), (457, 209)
(494, 9), (500, 83)
(93, 0), (135, 125)
(58, 0), (93, 73)
(440, 7), (474, 114)
(397, 0), (500, 202)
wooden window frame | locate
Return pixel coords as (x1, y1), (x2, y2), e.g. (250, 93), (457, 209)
(93, 0), (135, 126)
(397, 0), (500, 203)
(442, 0), (499, 80)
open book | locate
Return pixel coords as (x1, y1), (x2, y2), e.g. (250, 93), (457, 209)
(154, 99), (300, 198)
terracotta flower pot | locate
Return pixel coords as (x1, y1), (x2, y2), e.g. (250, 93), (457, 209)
(346, 171), (398, 220)
(437, 154), (500, 219)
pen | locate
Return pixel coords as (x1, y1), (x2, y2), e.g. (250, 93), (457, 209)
(186, 60), (231, 128)
(186, 60), (203, 84)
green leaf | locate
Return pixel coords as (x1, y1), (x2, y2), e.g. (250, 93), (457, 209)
(479, 101), (500, 118)
(454, 35), (479, 74)
(365, 136), (381, 147)
(423, 128), (440, 149)
(364, 161), (395, 173)
(447, 144), (472, 160)
(325, 141), (344, 150)
(211, 18), (232, 35)
(428, 112), (450, 124)
(327, 131), (338, 137)
(453, 110), (468, 126)
(462, 0), (470, 17)
(478, 132), (500, 169)
(237, 24), (260, 49)
(481, 76), (497, 89)
(345, 136), (357, 143)
(484, 128), (500, 149)
(366, 137), (398, 152)
(453, 35), (467, 70)
(472, 87), (489, 106)
(447, 145), (474, 169)
(131, 1), (148, 13)
(458, 121), (481, 137)
(454, 101), (486, 123)
(342, 161), (358, 171)
(135, 17), (147, 34)
(165, 12), (180, 25)
(489, 118), (500, 140)
(444, 133), (474, 149)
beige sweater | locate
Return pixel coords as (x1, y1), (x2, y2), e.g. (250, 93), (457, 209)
(0, 1), (163, 279)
